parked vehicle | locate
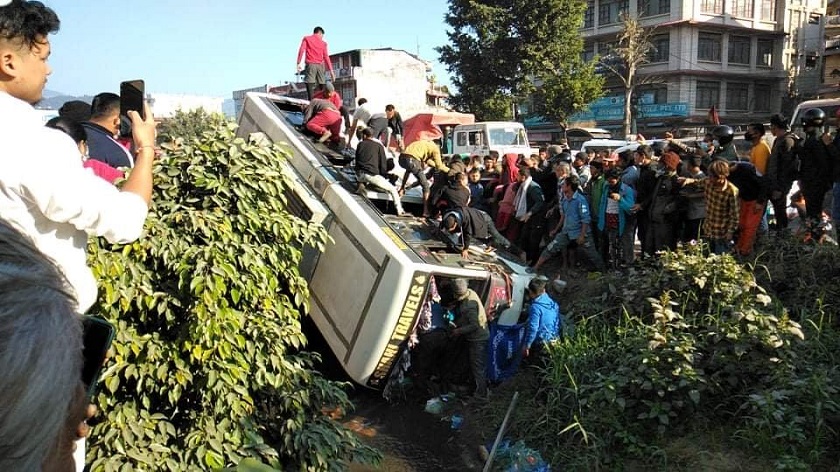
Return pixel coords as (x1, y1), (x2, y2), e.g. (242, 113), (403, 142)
(236, 92), (533, 390)
(566, 127), (612, 151)
(450, 121), (538, 157)
(790, 98), (840, 135)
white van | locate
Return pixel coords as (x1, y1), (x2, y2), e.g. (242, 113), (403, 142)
(236, 93), (534, 389)
(451, 121), (536, 157)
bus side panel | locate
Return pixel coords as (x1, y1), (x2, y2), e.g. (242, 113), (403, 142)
(356, 269), (430, 389)
(309, 222), (382, 349)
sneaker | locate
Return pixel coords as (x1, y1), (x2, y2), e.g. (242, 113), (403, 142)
(317, 130), (332, 143)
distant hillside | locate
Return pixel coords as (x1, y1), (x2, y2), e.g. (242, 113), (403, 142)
(35, 93), (94, 110)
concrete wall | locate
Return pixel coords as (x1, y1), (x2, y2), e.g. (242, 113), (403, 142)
(353, 49), (432, 117)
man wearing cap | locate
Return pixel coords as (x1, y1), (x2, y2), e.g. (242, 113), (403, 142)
(766, 114), (798, 231)
(312, 82), (350, 133)
(448, 278), (490, 400)
(296, 26), (335, 101)
(302, 98), (341, 144)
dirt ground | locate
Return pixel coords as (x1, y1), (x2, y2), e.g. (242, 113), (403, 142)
(305, 256), (580, 472)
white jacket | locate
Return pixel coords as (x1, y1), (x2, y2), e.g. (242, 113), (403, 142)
(0, 92), (148, 312)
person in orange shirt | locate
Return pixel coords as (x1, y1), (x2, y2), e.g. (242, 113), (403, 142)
(746, 123), (771, 175)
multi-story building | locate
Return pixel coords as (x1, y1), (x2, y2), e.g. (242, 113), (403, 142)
(820, 0), (840, 97)
(573, 0), (826, 135)
(233, 48), (446, 119)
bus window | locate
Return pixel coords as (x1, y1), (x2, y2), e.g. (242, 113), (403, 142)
(489, 128), (526, 146)
(456, 132), (467, 147)
(468, 131), (485, 146)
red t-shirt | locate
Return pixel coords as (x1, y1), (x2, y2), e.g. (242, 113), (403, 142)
(312, 89), (342, 109)
(297, 34), (333, 72)
(84, 159), (125, 184)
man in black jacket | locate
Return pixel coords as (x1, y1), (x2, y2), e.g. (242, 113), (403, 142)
(83, 92), (134, 168)
(385, 104), (404, 151)
(513, 167), (546, 264)
(355, 128), (407, 215)
(766, 114), (798, 231)
(440, 206), (513, 258)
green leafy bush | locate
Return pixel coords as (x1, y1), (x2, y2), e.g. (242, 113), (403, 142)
(86, 110), (380, 470)
(509, 245), (812, 468)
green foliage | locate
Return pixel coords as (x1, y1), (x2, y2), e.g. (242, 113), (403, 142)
(505, 244), (840, 469)
(156, 108), (229, 144)
(438, 0), (602, 121)
(86, 109), (380, 470)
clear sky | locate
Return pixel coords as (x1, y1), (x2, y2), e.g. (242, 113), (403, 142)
(42, 0), (454, 98)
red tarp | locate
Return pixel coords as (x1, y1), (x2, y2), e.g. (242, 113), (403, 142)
(402, 112), (475, 146)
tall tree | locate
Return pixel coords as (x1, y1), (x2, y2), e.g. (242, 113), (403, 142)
(599, 13), (659, 137)
(438, 0), (603, 123)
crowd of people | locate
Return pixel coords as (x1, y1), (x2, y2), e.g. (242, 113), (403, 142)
(426, 114), (840, 279)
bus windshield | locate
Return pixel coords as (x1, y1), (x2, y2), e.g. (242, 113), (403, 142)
(488, 127), (528, 147)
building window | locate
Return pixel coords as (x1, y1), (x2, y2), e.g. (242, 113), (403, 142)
(648, 34), (670, 63)
(754, 84), (771, 112)
(582, 42), (595, 62)
(698, 33), (722, 62)
(696, 81), (720, 109)
(761, 0), (776, 21)
(637, 0), (670, 16)
(757, 39), (773, 67)
(638, 86), (668, 104)
(598, 0), (628, 25)
(727, 83), (749, 111)
(728, 36), (751, 65)
(731, 0), (753, 18)
(700, 0), (723, 14)
(584, 1), (594, 28)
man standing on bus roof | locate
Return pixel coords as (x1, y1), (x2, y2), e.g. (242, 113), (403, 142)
(296, 26), (335, 101)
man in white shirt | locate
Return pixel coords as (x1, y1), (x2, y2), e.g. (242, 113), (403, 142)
(1, 0), (157, 312)
(346, 97), (388, 149)
(0, 2), (157, 468)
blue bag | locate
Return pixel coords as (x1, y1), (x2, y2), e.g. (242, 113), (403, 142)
(486, 321), (526, 383)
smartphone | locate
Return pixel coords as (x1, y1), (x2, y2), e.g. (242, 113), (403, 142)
(120, 79), (145, 120)
(81, 315), (116, 400)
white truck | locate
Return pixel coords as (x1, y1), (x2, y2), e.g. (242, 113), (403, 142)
(449, 121), (538, 157)
(236, 93), (534, 390)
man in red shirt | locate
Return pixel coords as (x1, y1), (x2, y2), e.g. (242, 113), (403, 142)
(312, 82), (349, 134)
(296, 26), (335, 100)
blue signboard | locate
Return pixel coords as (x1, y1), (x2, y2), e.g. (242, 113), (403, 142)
(570, 101), (689, 122)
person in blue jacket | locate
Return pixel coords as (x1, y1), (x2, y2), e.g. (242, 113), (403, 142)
(598, 168), (636, 268)
(522, 277), (561, 359)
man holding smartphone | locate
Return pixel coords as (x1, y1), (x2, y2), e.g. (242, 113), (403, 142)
(0, 1), (157, 469)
